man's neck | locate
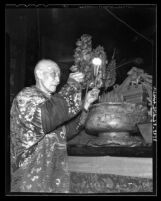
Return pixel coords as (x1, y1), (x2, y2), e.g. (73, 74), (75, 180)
(36, 82), (51, 98)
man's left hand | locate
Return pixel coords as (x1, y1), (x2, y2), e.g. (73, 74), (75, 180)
(83, 87), (100, 111)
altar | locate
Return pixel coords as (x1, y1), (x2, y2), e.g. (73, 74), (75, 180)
(67, 130), (153, 194)
(68, 155), (152, 193)
(66, 35), (153, 194)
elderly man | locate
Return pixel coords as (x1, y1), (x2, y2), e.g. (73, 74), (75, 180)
(10, 59), (99, 193)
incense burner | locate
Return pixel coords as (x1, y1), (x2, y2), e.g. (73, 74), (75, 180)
(85, 102), (148, 136)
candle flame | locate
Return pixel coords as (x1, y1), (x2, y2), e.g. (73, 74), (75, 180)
(92, 57), (102, 66)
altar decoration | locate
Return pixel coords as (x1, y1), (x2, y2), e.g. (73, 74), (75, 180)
(70, 34), (93, 89)
(85, 67), (152, 145)
(71, 34), (153, 146)
(70, 34), (115, 90)
(85, 102), (148, 135)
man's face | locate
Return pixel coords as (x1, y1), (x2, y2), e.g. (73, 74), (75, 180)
(41, 69), (60, 93)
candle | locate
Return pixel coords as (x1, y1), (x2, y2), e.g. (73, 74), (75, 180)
(92, 57), (102, 87)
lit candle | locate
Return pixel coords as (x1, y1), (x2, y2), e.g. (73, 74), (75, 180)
(92, 57), (102, 87)
(92, 57), (102, 75)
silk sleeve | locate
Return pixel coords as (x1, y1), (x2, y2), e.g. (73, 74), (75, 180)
(41, 78), (82, 134)
(65, 110), (89, 141)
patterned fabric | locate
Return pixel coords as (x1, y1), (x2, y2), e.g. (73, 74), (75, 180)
(59, 78), (82, 115)
(69, 172), (153, 193)
(10, 81), (82, 193)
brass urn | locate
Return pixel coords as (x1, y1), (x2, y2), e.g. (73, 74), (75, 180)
(85, 102), (148, 140)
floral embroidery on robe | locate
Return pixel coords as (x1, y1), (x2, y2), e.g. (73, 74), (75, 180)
(10, 80), (82, 193)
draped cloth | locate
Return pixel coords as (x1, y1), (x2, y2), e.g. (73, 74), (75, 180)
(10, 80), (82, 193)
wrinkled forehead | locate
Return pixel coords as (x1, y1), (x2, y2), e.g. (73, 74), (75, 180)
(35, 60), (60, 75)
(44, 66), (60, 75)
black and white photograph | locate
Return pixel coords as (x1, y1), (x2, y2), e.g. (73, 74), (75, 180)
(5, 4), (157, 196)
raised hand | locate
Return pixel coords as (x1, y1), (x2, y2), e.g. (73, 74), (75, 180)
(69, 72), (85, 83)
(83, 87), (100, 111)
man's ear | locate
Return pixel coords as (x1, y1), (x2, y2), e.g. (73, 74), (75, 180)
(36, 70), (43, 80)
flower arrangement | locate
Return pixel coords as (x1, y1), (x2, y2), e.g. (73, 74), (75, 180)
(70, 34), (93, 89)
(104, 49), (116, 90)
(71, 34), (116, 90)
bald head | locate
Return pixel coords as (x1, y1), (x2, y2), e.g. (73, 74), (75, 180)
(34, 59), (60, 80)
(34, 59), (61, 94)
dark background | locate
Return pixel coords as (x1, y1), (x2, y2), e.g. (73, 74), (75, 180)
(5, 5), (156, 104)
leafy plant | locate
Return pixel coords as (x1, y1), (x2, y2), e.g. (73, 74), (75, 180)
(71, 34), (117, 90)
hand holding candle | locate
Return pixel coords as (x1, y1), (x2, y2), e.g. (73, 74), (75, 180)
(83, 87), (100, 111)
